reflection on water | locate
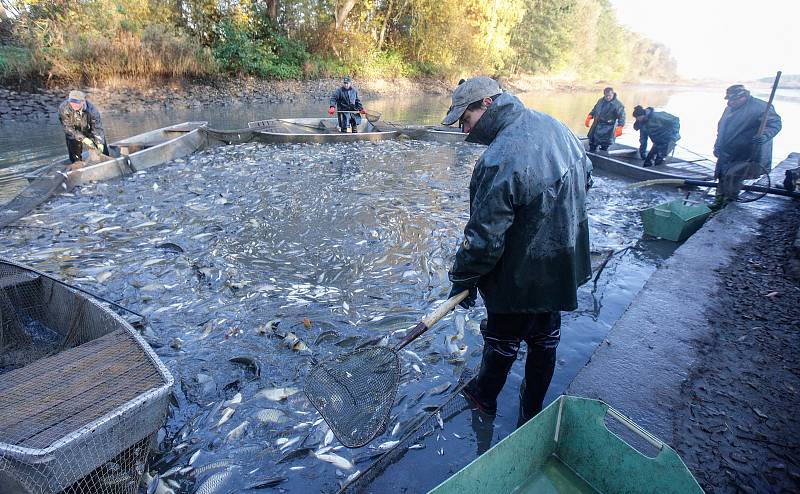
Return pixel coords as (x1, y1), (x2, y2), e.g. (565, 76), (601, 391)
(1, 136), (676, 492)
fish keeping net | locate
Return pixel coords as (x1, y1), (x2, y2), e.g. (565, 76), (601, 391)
(0, 259), (174, 493)
(305, 347), (402, 448)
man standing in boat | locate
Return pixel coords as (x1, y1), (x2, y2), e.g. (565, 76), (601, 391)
(442, 76), (592, 426)
(328, 76), (365, 133)
(632, 105), (681, 167)
(585, 87), (625, 152)
(58, 90), (108, 163)
(712, 84), (782, 208)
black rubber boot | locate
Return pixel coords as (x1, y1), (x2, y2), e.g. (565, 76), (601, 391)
(588, 144), (597, 152)
(654, 155), (664, 166)
(351, 126), (358, 133)
(599, 145), (609, 151)
(517, 345), (557, 427)
(463, 336), (519, 415)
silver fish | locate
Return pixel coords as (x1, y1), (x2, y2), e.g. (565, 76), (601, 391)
(313, 451), (354, 470)
(195, 468), (236, 494)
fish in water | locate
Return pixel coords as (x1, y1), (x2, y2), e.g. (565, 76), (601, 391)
(313, 451), (354, 470)
(255, 408), (288, 425)
(428, 382), (451, 396)
(223, 393), (242, 407)
(256, 387), (299, 401)
(195, 467), (236, 494)
(216, 407), (235, 428)
(377, 440), (399, 451)
(229, 355), (260, 377)
(225, 420), (249, 442)
(283, 332), (310, 352)
(246, 477), (287, 489)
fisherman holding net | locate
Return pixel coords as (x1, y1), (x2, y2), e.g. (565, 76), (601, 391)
(442, 76), (593, 426)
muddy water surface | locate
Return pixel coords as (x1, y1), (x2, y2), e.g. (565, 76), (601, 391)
(1, 132), (678, 492)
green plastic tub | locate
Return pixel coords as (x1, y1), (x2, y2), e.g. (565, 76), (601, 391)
(640, 199), (711, 242)
(428, 396), (703, 494)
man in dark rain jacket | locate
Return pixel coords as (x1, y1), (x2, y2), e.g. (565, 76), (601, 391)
(328, 76), (365, 133)
(632, 105), (681, 167)
(442, 76), (592, 426)
(713, 84), (781, 207)
(585, 87), (625, 152)
(58, 90), (108, 163)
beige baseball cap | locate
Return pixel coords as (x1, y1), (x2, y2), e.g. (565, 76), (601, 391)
(442, 76), (502, 126)
(68, 90), (86, 103)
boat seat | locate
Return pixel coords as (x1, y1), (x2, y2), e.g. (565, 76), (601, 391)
(0, 329), (163, 449)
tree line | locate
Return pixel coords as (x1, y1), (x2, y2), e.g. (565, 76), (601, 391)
(0, 0), (677, 85)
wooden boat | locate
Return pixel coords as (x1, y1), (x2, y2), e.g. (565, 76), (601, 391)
(429, 395), (702, 494)
(246, 117), (399, 143)
(0, 259), (173, 493)
(583, 140), (715, 181)
(2, 122), (207, 230)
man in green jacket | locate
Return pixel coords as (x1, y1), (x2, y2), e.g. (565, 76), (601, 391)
(58, 90), (108, 163)
(442, 76), (593, 426)
(632, 105), (681, 167)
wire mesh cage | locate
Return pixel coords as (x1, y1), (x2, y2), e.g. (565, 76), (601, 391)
(0, 259), (174, 493)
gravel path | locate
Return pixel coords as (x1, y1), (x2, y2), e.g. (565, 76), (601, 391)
(673, 202), (800, 493)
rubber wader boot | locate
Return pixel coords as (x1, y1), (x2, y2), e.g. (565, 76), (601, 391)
(351, 124), (358, 133)
(517, 345), (557, 428)
(462, 336), (519, 415)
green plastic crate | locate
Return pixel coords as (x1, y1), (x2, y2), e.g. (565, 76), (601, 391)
(640, 199), (711, 242)
(428, 395), (703, 494)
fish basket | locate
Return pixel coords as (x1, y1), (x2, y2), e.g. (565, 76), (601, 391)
(429, 395), (703, 494)
(640, 199), (711, 242)
(0, 259), (174, 493)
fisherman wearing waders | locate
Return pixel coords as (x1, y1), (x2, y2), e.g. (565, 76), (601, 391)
(712, 84), (782, 209)
(329, 76), (365, 133)
(58, 90), (108, 163)
(442, 76), (593, 426)
(632, 105), (681, 167)
(585, 87), (625, 152)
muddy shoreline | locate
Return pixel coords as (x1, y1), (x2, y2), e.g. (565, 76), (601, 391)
(672, 203), (800, 493)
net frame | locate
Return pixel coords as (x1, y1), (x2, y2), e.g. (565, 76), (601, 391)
(305, 346), (402, 448)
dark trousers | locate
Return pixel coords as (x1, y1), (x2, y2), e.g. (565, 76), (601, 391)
(465, 311), (560, 427)
(66, 136), (109, 163)
(337, 113), (357, 132)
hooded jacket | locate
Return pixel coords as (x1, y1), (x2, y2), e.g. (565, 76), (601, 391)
(713, 96), (781, 172)
(637, 108), (680, 156)
(450, 93), (592, 313)
(587, 95), (625, 145)
(58, 100), (105, 142)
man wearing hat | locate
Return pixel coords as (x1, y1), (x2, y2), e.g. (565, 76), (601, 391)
(585, 87), (625, 152)
(713, 84), (781, 207)
(632, 105), (681, 167)
(58, 90), (108, 163)
(328, 76), (365, 133)
(443, 76), (592, 426)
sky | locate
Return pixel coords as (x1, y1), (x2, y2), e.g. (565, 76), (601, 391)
(610, 0), (799, 81)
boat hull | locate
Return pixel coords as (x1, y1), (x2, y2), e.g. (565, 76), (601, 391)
(583, 140), (714, 181)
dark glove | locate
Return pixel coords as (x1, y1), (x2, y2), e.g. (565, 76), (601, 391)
(751, 134), (769, 145)
(448, 281), (477, 309)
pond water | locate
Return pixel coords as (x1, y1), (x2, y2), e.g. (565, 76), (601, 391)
(0, 84), (793, 493)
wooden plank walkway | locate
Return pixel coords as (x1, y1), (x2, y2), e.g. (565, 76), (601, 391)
(0, 328), (163, 449)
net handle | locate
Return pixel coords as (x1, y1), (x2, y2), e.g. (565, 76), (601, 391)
(395, 290), (468, 350)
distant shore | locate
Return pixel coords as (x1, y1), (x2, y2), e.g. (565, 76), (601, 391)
(0, 75), (704, 123)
